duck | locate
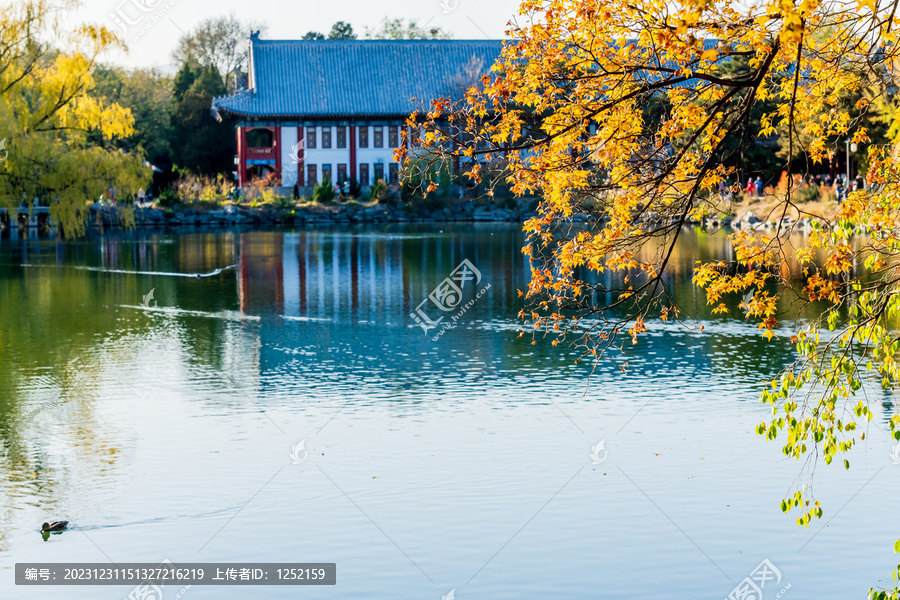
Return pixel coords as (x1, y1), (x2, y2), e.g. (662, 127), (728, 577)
(41, 521), (68, 532)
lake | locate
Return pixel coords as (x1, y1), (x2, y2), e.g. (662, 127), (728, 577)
(0, 224), (897, 599)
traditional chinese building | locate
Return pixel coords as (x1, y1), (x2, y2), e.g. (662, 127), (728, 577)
(212, 33), (503, 192)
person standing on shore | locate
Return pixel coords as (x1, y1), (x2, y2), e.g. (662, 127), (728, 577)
(746, 177), (755, 198)
(755, 176), (764, 197)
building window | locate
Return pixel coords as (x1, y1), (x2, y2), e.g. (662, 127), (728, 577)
(246, 128), (274, 148)
(337, 164), (347, 183)
(322, 164), (332, 183)
(307, 164), (317, 185)
(373, 127), (383, 148)
(389, 162), (400, 184)
(359, 163), (369, 185)
(359, 127), (368, 148)
(374, 162), (384, 182)
(336, 127), (346, 149)
(388, 126), (399, 149)
(322, 127), (332, 149)
(306, 127), (317, 149)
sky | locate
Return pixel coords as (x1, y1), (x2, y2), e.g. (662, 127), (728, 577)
(70, 0), (522, 71)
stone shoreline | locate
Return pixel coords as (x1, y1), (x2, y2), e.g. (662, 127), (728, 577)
(85, 202), (819, 232)
(103, 200), (536, 227)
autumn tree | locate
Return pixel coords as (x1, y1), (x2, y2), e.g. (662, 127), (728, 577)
(0, 0), (148, 236)
(405, 0), (900, 596)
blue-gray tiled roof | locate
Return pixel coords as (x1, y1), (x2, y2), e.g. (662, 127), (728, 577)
(213, 37), (505, 119)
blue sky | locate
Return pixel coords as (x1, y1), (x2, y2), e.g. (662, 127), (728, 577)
(72, 0), (522, 71)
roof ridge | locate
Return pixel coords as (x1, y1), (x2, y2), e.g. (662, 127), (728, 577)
(214, 39), (505, 119)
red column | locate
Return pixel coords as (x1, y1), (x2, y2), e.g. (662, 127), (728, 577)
(297, 126), (305, 186)
(238, 127), (249, 187)
(274, 126), (282, 183)
(349, 126), (357, 181)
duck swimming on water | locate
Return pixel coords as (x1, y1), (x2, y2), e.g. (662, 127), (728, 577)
(41, 521), (68, 532)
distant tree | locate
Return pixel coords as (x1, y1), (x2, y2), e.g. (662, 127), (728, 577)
(302, 31), (325, 40)
(171, 14), (263, 91)
(170, 66), (235, 176)
(328, 21), (357, 40)
(91, 66), (175, 173)
(365, 18), (451, 40)
(172, 63), (197, 104)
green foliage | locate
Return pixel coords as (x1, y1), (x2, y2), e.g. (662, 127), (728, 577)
(157, 186), (180, 207)
(313, 178), (335, 203)
(170, 65), (236, 176)
(302, 31), (326, 40)
(91, 65), (175, 171)
(328, 21), (357, 40)
(868, 548), (900, 599)
(364, 17), (451, 40)
(369, 179), (388, 203)
(172, 63), (197, 103)
(264, 192), (295, 210)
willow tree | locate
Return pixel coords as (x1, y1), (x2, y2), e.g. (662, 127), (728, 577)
(402, 0), (900, 595)
(0, 0), (148, 236)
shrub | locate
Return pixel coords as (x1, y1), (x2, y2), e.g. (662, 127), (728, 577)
(369, 179), (388, 203)
(158, 186), (179, 207)
(313, 178), (335, 203)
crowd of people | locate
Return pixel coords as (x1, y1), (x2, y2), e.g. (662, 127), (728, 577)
(722, 173), (867, 203)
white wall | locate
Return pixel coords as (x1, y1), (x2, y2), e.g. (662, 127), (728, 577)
(289, 124), (403, 187)
(304, 125), (351, 184)
(280, 126), (299, 187)
(356, 125), (399, 185)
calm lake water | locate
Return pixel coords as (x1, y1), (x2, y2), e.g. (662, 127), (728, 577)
(0, 224), (898, 599)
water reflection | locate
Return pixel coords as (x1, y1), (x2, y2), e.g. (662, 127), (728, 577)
(0, 225), (897, 600)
